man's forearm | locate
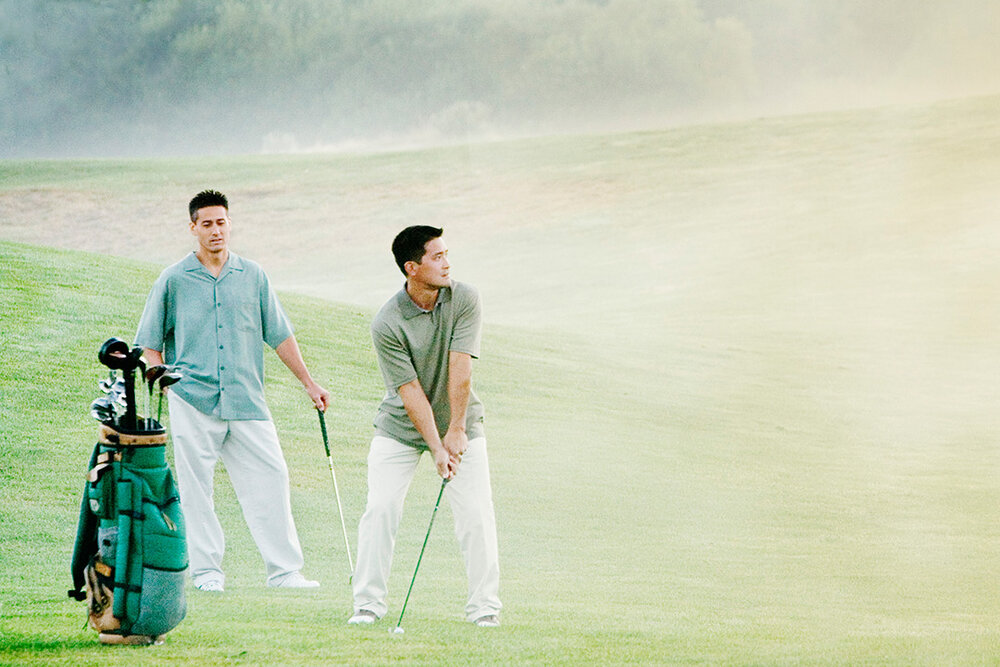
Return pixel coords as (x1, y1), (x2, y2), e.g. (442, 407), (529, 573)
(276, 336), (330, 410)
(275, 336), (316, 387)
(446, 351), (472, 432)
(397, 380), (444, 452)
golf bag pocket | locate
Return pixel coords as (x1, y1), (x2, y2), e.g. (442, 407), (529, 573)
(97, 526), (118, 562)
(130, 567), (187, 636)
(87, 453), (118, 519)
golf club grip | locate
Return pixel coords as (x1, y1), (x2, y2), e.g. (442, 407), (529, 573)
(317, 408), (331, 456)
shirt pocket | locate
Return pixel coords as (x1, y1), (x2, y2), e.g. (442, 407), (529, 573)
(234, 299), (261, 333)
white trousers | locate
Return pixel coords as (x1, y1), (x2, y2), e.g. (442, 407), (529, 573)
(352, 436), (501, 621)
(168, 392), (305, 587)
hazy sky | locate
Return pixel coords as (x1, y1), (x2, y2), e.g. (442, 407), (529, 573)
(2, 0), (999, 157)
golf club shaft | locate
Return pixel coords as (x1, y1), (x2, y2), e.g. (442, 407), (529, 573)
(317, 409), (354, 581)
(394, 477), (448, 631)
(328, 456), (354, 578)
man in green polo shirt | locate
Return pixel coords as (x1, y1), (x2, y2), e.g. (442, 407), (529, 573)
(135, 189), (330, 592)
(348, 225), (501, 628)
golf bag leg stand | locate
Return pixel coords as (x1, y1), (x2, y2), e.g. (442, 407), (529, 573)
(68, 425), (189, 645)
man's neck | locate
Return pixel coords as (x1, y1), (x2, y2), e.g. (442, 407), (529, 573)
(196, 248), (230, 277)
(406, 281), (439, 311)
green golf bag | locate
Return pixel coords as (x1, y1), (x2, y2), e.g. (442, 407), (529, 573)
(69, 424), (188, 644)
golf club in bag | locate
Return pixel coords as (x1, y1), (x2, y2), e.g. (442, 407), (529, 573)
(69, 337), (188, 645)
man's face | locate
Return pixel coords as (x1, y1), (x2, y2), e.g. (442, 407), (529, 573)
(190, 205), (231, 255)
(408, 237), (450, 288)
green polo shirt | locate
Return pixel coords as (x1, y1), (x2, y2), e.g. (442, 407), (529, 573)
(135, 251), (293, 420)
(371, 280), (485, 449)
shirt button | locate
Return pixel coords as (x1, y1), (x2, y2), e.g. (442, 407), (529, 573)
(219, 345), (224, 350)
(220, 366), (226, 371)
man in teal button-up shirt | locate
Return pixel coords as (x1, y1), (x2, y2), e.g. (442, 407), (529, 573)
(136, 190), (330, 592)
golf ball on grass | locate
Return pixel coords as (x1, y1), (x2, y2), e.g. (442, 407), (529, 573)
(390, 627), (405, 634)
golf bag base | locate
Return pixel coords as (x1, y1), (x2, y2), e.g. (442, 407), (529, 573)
(99, 632), (166, 646)
(69, 424), (188, 643)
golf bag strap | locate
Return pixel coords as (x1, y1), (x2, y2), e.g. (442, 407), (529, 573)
(70, 443), (102, 600)
(99, 424), (168, 446)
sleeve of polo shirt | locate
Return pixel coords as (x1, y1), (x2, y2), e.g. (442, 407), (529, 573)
(449, 283), (482, 358)
(371, 319), (418, 392)
(135, 271), (171, 351)
(259, 271), (294, 349)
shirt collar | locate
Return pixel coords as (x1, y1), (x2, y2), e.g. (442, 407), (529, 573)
(396, 282), (452, 319)
(182, 250), (245, 278)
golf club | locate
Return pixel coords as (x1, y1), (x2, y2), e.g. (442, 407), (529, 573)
(122, 346), (144, 430)
(156, 370), (182, 423)
(89, 396), (116, 424)
(107, 377), (126, 401)
(390, 476), (449, 635)
(99, 370), (117, 394)
(317, 408), (354, 583)
(95, 338), (146, 431)
(144, 365), (167, 430)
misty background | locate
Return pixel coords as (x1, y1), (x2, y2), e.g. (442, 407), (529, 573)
(3, 0), (1000, 158)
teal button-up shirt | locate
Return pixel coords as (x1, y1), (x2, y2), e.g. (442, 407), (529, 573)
(135, 251), (293, 420)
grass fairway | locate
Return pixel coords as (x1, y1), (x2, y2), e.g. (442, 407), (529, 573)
(0, 241), (673, 665)
(3, 95), (1000, 664)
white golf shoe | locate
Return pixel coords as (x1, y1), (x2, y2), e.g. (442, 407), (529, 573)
(268, 572), (320, 589)
(474, 614), (500, 628)
(348, 609), (379, 625)
(196, 580), (224, 593)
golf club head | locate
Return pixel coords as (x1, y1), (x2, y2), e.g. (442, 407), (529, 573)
(128, 346), (145, 371)
(90, 397), (116, 423)
(390, 627), (405, 635)
(158, 371), (182, 390)
(106, 379), (127, 407)
(145, 365), (167, 395)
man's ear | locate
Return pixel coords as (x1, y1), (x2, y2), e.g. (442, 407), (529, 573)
(404, 260), (418, 277)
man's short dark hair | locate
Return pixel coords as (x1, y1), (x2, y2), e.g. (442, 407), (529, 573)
(392, 225), (443, 275)
(189, 190), (229, 222)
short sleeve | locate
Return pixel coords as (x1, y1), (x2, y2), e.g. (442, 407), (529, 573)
(260, 271), (294, 349)
(134, 272), (171, 351)
(372, 319), (418, 392)
(449, 284), (482, 359)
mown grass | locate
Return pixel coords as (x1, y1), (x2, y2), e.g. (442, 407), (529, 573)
(4, 96), (1000, 664)
(0, 241), (677, 665)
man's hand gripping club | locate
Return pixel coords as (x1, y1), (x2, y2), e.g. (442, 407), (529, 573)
(397, 380), (461, 479)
